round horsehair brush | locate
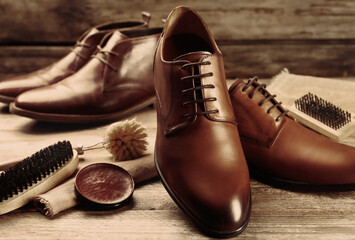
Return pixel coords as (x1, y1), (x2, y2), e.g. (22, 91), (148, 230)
(0, 141), (78, 215)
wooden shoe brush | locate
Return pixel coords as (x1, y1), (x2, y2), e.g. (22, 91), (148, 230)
(289, 93), (355, 141)
(0, 141), (78, 215)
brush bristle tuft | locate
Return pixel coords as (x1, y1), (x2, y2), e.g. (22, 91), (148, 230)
(295, 93), (351, 130)
(0, 141), (73, 202)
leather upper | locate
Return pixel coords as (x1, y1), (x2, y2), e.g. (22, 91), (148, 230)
(229, 78), (355, 184)
(0, 18), (148, 102)
(154, 6), (250, 236)
(13, 28), (161, 116)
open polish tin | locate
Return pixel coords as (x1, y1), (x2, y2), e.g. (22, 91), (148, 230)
(74, 163), (135, 209)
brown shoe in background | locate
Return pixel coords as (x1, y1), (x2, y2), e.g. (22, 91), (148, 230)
(154, 6), (250, 237)
(10, 27), (162, 123)
(0, 12), (150, 104)
(229, 77), (355, 185)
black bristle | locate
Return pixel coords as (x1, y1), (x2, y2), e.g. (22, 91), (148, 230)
(0, 141), (73, 202)
(295, 93), (352, 130)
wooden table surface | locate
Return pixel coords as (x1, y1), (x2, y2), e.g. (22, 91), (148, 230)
(0, 81), (355, 240)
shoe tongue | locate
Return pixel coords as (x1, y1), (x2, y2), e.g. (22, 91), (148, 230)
(86, 27), (100, 37)
(235, 79), (246, 86)
(80, 27), (100, 42)
(229, 79), (246, 93)
(101, 31), (129, 51)
(173, 51), (212, 62)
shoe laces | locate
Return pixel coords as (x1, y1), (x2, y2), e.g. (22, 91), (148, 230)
(242, 76), (288, 122)
(180, 61), (219, 118)
(91, 46), (120, 71)
(71, 41), (92, 60)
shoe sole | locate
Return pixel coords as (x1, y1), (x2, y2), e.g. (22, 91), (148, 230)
(154, 149), (251, 238)
(9, 97), (155, 123)
(248, 164), (355, 191)
(0, 94), (15, 104)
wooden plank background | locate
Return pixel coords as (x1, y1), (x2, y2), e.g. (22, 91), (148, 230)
(0, 0), (355, 79)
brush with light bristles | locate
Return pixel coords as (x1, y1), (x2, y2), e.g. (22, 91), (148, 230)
(0, 141), (78, 215)
(289, 93), (355, 141)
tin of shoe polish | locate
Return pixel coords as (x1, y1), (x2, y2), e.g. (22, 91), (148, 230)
(74, 163), (135, 210)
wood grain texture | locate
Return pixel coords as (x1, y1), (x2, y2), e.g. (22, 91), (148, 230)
(222, 40), (355, 78)
(1, 0), (355, 42)
(0, 46), (68, 80)
(2, 179), (355, 240)
(0, 0), (354, 78)
(1, 41), (354, 80)
(0, 78), (355, 239)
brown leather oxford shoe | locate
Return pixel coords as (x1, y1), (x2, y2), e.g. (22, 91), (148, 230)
(0, 12), (150, 104)
(10, 27), (162, 123)
(154, 6), (250, 237)
(229, 77), (355, 185)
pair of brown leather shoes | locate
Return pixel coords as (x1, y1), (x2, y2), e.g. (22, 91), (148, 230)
(154, 6), (355, 238)
(1, 13), (161, 123)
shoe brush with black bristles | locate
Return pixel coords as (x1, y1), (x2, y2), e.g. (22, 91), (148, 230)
(289, 93), (355, 141)
(0, 141), (78, 215)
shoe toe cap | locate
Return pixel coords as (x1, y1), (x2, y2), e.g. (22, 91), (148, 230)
(193, 192), (251, 237)
(160, 161), (251, 237)
(14, 85), (73, 115)
(0, 81), (24, 98)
